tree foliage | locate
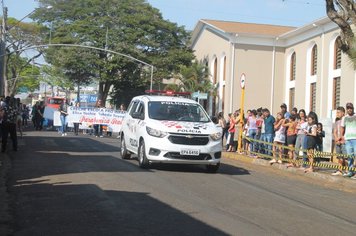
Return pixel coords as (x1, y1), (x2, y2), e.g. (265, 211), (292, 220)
(5, 18), (47, 96)
(166, 61), (214, 94)
(32, 0), (195, 104)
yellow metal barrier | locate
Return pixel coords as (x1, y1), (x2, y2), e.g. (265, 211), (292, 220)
(237, 136), (355, 171)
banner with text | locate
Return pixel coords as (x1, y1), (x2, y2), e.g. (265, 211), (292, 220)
(54, 107), (126, 132)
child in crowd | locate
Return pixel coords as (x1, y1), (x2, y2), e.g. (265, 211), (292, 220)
(270, 112), (285, 164)
(304, 112), (318, 173)
(315, 122), (325, 152)
(284, 114), (297, 167)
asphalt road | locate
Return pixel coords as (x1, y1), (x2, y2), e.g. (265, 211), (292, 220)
(7, 130), (356, 236)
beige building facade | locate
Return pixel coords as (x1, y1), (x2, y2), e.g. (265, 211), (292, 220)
(191, 17), (356, 120)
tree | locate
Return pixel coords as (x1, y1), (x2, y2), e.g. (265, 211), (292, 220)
(4, 18), (47, 96)
(325, 0), (356, 63)
(40, 65), (74, 98)
(177, 61), (213, 94)
(8, 56), (41, 95)
(32, 0), (195, 104)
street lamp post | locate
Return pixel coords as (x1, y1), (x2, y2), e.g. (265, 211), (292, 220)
(0, 2), (7, 96)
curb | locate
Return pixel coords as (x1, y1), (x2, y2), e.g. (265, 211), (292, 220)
(223, 152), (356, 191)
(0, 153), (13, 236)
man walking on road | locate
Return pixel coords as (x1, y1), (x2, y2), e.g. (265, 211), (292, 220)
(0, 96), (18, 152)
(340, 103), (356, 178)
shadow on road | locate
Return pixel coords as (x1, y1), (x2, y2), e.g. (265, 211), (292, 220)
(6, 131), (246, 235)
(149, 163), (250, 176)
(11, 182), (228, 236)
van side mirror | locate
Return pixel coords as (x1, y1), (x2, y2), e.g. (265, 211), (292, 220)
(132, 112), (144, 120)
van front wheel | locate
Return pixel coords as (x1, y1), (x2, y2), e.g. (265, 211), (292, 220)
(120, 135), (131, 159)
(138, 140), (149, 168)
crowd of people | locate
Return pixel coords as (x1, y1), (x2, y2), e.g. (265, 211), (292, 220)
(218, 102), (356, 177)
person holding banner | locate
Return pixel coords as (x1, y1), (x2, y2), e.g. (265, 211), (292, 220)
(73, 102), (81, 136)
(58, 100), (69, 136)
(94, 99), (104, 138)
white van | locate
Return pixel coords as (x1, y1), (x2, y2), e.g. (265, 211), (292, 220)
(120, 91), (223, 172)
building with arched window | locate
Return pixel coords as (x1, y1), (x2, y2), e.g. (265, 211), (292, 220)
(191, 17), (356, 121)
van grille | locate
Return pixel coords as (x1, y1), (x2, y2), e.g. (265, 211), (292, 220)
(168, 134), (209, 145)
(164, 152), (212, 160)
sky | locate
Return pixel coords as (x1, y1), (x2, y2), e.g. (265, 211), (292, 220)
(6, 0), (327, 30)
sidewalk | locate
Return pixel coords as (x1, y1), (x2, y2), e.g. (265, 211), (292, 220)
(0, 152), (13, 236)
(223, 151), (356, 191)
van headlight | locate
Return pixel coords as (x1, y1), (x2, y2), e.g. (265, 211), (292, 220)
(210, 131), (223, 141)
(146, 127), (168, 138)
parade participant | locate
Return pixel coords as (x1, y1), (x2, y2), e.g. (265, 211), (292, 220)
(73, 102), (81, 136)
(58, 100), (69, 136)
(94, 99), (104, 137)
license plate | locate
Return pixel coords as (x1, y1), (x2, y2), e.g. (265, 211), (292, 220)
(180, 149), (200, 156)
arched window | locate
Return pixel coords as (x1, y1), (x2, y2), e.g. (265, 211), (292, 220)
(290, 52), (296, 81)
(222, 56), (226, 111)
(211, 58), (218, 115)
(334, 37), (342, 69)
(310, 82), (316, 112)
(311, 45), (317, 75)
(213, 58), (218, 84)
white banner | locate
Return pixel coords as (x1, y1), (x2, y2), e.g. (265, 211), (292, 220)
(53, 107), (126, 132)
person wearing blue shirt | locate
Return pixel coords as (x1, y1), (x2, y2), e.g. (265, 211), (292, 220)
(262, 108), (275, 156)
(280, 103), (291, 119)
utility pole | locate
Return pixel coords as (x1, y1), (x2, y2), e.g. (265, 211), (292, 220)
(0, 0), (7, 96)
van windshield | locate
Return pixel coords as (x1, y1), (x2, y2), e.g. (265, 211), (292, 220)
(148, 101), (210, 122)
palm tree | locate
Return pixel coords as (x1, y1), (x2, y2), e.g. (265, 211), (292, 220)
(165, 60), (218, 114)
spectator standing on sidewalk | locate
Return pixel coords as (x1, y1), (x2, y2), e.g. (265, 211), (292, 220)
(284, 114), (297, 167)
(262, 108), (275, 156)
(226, 113), (236, 152)
(217, 112), (227, 143)
(294, 109), (307, 164)
(340, 103), (356, 178)
(270, 112), (285, 164)
(247, 109), (258, 155)
(332, 106), (347, 176)
(280, 103), (291, 119)
(315, 122), (325, 152)
(0, 97), (18, 152)
(304, 112), (318, 173)
(256, 108), (264, 154)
